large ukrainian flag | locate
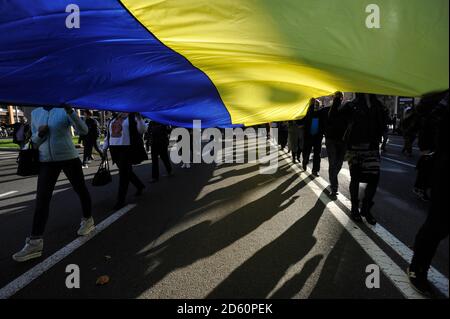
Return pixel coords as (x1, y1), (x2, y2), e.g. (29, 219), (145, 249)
(0, 0), (448, 127)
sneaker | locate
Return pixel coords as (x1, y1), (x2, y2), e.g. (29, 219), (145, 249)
(302, 163), (307, 171)
(82, 164), (89, 169)
(77, 217), (95, 236)
(312, 171), (320, 177)
(407, 267), (433, 297)
(181, 163), (186, 168)
(185, 164), (191, 169)
(13, 237), (44, 262)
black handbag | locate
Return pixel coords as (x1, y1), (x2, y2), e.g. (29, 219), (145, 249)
(92, 157), (112, 187)
(17, 143), (40, 176)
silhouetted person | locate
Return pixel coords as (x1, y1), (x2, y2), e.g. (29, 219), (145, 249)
(149, 122), (172, 182)
(325, 91), (347, 197)
(303, 99), (328, 176)
(81, 110), (103, 168)
(341, 94), (387, 225)
(406, 90), (449, 296)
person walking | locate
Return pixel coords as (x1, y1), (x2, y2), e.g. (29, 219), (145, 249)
(148, 121), (173, 181)
(81, 110), (103, 168)
(12, 118), (31, 150)
(180, 128), (193, 169)
(13, 105), (94, 262)
(303, 98), (328, 176)
(288, 120), (303, 163)
(401, 106), (417, 157)
(342, 94), (387, 225)
(103, 112), (147, 210)
(407, 90), (449, 296)
(277, 121), (288, 150)
(324, 92), (347, 198)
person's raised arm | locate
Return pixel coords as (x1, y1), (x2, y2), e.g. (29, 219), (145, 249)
(64, 105), (88, 136)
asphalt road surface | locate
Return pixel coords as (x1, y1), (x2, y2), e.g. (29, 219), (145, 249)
(0, 133), (448, 299)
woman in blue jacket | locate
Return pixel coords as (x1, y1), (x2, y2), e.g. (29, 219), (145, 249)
(13, 105), (95, 262)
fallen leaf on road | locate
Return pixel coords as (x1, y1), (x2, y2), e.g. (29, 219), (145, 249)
(96, 275), (110, 285)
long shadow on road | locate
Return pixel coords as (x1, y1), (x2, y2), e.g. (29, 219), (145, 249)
(207, 191), (328, 299)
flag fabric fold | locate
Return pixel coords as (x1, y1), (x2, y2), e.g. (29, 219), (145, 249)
(0, 0), (448, 127)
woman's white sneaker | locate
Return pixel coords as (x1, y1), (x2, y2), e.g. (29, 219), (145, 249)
(12, 237), (44, 262)
(77, 217), (95, 236)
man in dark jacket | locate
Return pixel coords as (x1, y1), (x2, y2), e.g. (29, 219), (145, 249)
(302, 99), (329, 176)
(325, 92), (347, 197)
(407, 90), (449, 296)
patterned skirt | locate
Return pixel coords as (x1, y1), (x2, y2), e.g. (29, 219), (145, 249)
(346, 148), (381, 182)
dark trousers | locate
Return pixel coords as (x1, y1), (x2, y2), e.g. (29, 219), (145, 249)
(111, 146), (145, 204)
(411, 165), (449, 274)
(414, 155), (433, 191)
(303, 134), (323, 172)
(32, 158), (91, 237)
(402, 135), (415, 155)
(349, 169), (380, 208)
(326, 139), (347, 193)
(291, 137), (303, 162)
(279, 131), (288, 149)
(151, 143), (172, 179)
(83, 137), (102, 164)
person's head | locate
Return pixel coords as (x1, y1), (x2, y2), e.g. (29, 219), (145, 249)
(84, 110), (92, 118)
(306, 98), (316, 114)
(333, 91), (343, 102)
(354, 93), (365, 100)
(314, 99), (321, 111)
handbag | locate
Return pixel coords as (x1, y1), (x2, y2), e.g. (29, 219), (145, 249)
(92, 157), (112, 186)
(17, 143), (40, 176)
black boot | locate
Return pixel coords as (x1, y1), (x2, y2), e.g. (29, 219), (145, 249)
(407, 266), (433, 297)
(350, 204), (362, 223)
(361, 201), (377, 225)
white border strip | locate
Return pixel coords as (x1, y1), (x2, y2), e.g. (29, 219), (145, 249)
(0, 191), (18, 198)
(316, 171), (448, 298)
(277, 143), (448, 298)
(382, 156), (416, 168)
(277, 149), (426, 299)
(0, 204), (136, 299)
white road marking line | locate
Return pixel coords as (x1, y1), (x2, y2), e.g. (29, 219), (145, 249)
(382, 156), (416, 168)
(277, 149), (426, 299)
(0, 204), (136, 299)
(319, 165), (449, 297)
(0, 191), (18, 198)
(273, 140), (449, 298)
(388, 143), (420, 151)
